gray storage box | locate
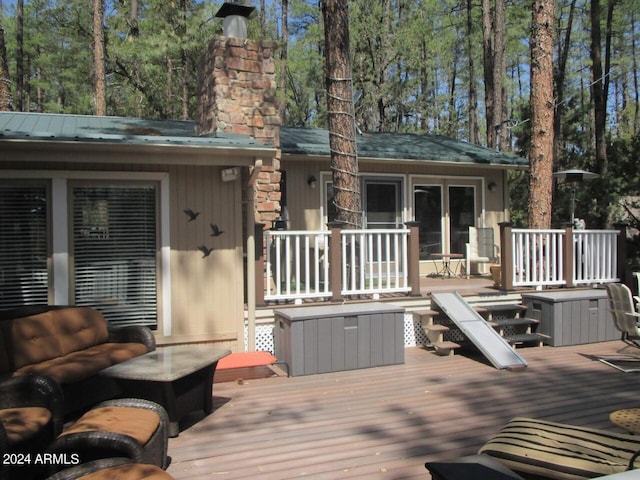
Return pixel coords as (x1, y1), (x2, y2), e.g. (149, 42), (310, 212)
(274, 302), (405, 376)
(521, 289), (617, 346)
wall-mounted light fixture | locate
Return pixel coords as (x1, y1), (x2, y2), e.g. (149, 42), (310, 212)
(307, 175), (317, 189)
(221, 167), (240, 182)
(487, 181), (497, 192)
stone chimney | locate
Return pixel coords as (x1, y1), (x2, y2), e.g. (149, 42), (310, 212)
(196, 33), (282, 226)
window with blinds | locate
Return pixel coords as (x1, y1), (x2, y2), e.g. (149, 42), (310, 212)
(72, 184), (158, 329)
(0, 182), (49, 308)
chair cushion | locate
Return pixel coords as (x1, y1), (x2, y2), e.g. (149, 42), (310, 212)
(0, 407), (52, 445)
(478, 417), (640, 480)
(77, 463), (174, 480)
(61, 406), (160, 446)
(52, 307), (110, 355)
(15, 343), (148, 384)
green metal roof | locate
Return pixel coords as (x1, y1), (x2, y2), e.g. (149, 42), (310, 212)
(0, 111), (269, 150)
(0, 112), (527, 167)
(281, 127), (528, 167)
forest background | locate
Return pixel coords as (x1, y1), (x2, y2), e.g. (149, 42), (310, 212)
(0, 0), (639, 260)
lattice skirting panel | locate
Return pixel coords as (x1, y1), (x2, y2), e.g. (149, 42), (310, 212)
(244, 314), (428, 353)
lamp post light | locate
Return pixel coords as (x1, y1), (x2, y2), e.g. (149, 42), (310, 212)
(553, 169), (599, 226)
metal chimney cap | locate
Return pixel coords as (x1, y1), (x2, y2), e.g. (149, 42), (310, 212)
(215, 2), (256, 19)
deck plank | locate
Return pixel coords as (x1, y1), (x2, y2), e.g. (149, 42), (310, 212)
(167, 341), (640, 479)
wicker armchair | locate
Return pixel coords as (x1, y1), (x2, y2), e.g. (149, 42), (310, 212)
(45, 457), (175, 480)
(0, 374), (64, 480)
(48, 398), (170, 471)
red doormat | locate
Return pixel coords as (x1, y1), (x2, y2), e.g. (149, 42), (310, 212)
(217, 351), (288, 377)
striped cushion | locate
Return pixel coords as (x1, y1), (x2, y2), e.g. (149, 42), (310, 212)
(478, 417), (640, 480)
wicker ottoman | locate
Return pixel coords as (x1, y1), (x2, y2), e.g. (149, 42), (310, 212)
(45, 457), (174, 480)
(49, 399), (169, 471)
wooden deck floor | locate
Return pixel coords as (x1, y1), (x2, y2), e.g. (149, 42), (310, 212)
(167, 341), (640, 480)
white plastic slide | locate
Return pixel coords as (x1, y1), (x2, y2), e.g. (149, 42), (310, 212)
(431, 291), (528, 369)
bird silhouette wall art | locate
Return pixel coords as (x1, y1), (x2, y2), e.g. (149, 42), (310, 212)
(210, 223), (224, 237)
(197, 245), (213, 258)
(183, 208), (200, 221)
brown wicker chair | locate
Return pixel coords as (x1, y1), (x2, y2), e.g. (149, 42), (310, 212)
(0, 374), (64, 480)
(45, 457), (175, 480)
(48, 399), (170, 472)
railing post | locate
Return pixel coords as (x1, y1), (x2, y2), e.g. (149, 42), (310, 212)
(615, 223), (628, 285)
(254, 223), (266, 307)
(328, 221), (344, 302)
(499, 222), (513, 290)
(564, 226), (574, 288)
(405, 221), (421, 296)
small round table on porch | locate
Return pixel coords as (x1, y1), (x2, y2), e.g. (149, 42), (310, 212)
(431, 253), (464, 278)
(610, 408), (640, 434)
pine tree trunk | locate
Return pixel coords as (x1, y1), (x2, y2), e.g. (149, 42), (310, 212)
(322, 0), (361, 228)
(482, 0), (495, 148)
(280, 0), (288, 125)
(93, 0), (106, 116)
(554, 0), (576, 159)
(590, 0), (607, 175)
(529, 0), (555, 229)
(16, 0), (23, 111)
(0, 17), (11, 111)
(467, 0), (479, 144)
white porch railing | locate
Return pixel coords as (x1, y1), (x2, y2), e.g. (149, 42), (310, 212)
(510, 228), (619, 288)
(264, 228), (410, 303)
(341, 229), (411, 297)
(572, 230), (619, 284)
(511, 229), (566, 287)
(265, 230), (330, 302)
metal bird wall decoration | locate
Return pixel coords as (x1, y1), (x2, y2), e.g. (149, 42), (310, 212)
(184, 208), (200, 221)
(197, 245), (213, 258)
(210, 223), (224, 236)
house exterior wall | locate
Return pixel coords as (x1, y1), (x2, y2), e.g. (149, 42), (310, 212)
(0, 153), (248, 350)
(280, 156), (511, 275)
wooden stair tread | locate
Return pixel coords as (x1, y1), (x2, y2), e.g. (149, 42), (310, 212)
(491, 317), (538, 327)
(475, 304), (527, 313)
(433, 340), (461, 348)
(432, 340), (461, 356)
(504, 333), (546, 345)
(424, 324), (450, 332)
(414, 309), (439, 317)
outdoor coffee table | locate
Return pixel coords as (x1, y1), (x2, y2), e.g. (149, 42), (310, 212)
(100, 344), (230, 437)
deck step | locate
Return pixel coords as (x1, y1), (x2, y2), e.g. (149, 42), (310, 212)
(423, 323), (450, 343)
(504, 333), (547, 347)
(414, 309), (440, 326)
(491, 317), (538, 334)
(475, 304), (527, 320)
(491, 317), (538, 327)
(432, 340), (461, 356)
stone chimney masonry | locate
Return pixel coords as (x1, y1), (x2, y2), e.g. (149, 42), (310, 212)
(197, 35), (282, 226)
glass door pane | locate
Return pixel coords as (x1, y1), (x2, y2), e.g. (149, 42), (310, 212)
(449, 186), (475, 254)
(414, 185), (442, 260)
(365, 180), (401, 229)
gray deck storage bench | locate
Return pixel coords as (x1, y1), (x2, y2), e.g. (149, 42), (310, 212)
(274, 302), (405, 376)
(521, 289), (617, 346)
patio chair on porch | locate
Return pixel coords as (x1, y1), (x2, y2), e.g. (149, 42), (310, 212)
(604, 283), (640, 349)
